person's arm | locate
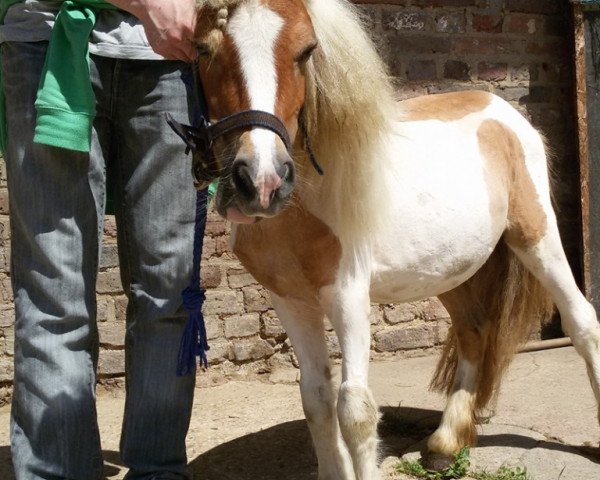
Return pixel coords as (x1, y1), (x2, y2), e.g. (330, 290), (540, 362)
(108, 0), (199, 62)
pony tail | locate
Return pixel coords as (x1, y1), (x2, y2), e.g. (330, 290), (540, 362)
(431, 241), (555, 412)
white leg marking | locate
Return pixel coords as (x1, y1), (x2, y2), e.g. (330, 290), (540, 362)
(271, 294), (354, 480)
(321, 270), (381, 480)
(428, 359), (477, 456)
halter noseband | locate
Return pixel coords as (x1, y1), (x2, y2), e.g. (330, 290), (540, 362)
(166, 67), (323, 190)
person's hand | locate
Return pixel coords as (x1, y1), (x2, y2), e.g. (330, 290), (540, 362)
(110, 0), (199, 62)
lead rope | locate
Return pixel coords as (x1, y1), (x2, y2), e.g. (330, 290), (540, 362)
(176, 61), (210, 376)
(177, 189), (209, 375)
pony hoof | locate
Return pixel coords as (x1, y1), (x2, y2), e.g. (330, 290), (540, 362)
(420, 452), (454, 472)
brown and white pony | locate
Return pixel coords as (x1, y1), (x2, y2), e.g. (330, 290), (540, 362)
(191, 0), (600, 478)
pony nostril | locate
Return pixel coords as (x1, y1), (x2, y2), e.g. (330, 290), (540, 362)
(276, 161), (294, 182)
(278, 162), (295, 197)
(232, 161), (256, 200)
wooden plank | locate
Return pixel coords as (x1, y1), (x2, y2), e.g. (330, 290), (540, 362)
(574, 5), (592, 298)
(582, 9), (600, 310)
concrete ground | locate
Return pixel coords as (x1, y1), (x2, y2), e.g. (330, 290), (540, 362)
(0, 346), (599, 479)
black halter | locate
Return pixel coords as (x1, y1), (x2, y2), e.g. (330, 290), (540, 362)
(166, 67), (323, 190)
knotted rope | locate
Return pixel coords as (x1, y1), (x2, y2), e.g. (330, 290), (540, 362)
(177, 188), (209, 376)
(176, 61), (211, 376)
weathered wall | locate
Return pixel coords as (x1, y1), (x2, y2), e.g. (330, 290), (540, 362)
(0, 0), (578, 402)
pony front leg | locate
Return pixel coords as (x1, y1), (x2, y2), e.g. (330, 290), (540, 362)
(270, 294), (354, 480)
(321, 280), (381, 480)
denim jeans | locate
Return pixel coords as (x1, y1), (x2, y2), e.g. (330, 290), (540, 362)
(3, 41), (198, 480)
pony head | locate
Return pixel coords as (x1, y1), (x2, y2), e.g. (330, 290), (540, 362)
(193, 0), (317, 223)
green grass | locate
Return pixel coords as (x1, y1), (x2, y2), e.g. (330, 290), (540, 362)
(395, 447), (470, 480)
(471, 466), (531, 480)
(395, 448), (532, 480)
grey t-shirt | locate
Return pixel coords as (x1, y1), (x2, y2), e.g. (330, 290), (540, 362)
(0, 0), (163, 60)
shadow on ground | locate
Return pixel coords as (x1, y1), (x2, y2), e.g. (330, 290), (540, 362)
(0, 446), (125, 480)
(1, 405), (598, 479)
(187, 407), (436, 479)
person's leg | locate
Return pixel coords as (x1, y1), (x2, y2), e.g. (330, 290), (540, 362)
(4, 41), (107, 480)
(107, 57), (198, 480)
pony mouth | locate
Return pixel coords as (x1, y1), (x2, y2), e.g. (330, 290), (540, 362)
(225, 205), (258, 224)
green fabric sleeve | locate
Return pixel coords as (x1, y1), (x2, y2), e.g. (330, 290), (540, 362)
(0, 0), (118, 154)
(33, 2), (97, 151)
(34, 0), (118, 152)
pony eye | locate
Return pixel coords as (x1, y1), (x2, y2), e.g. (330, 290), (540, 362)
(195, 42), (211, 57)
(295, 43), (317, 64)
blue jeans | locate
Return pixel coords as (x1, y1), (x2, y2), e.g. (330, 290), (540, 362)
(3, 41), (198, 480)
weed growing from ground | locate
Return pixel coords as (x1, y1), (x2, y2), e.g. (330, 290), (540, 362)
(395, 448), (532, 480)
(471, 466), (530, 480)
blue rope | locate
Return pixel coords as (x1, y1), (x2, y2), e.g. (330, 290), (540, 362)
(177, 188), (209, 376)
(176, 62), (210, 376)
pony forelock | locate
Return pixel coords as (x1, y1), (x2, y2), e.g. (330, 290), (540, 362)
(195, 0), (241, 55)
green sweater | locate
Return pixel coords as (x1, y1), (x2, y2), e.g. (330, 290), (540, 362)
(0, 0), (119, 154)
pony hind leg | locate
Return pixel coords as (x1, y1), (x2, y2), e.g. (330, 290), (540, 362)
(507, 221), (600, 422)
(270, 294), (354, 480)
(426, 242), (548, 468)
(499, 113), (600, 419)
(424, 290), (486, 469)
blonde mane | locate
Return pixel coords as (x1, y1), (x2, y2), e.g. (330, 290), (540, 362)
(301, 0), (397, 245)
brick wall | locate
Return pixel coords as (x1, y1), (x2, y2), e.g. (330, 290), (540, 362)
(356, 0), (579, 267)
(0, 0), (578, 402)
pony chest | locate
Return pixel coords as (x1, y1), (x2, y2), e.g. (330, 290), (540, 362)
(232, 209), (342, 299)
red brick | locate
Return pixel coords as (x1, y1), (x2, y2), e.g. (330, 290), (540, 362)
(478, 62), (508, 81)
(506, 14), (539, 35)
(0, 217), (8, 242)
(96, 270), (123, 294)
(383, 11), (429, 32)
(0, 190), (8, 215)
(205, 220), (227, 236)
(472, 14), (503, 34)
(0, 161), (6, 186)
(389, 35), (452, 54)
(201, 264), (222, 289)
(115, 296), (128, 322)
(435, 12), (466, 33)
(444, 60), (470, 80)
(506, 0), (559, 15)
(216, 236), (231, 256)
(526, 39), (568, 56)
(453, 37), (522, 55)
(510, 64), (539, 83)
(201, 236), (216, 260)
(406, 60), (437, 81)
(103, 215), (117, 239)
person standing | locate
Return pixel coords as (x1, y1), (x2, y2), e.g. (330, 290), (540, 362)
(0, 0), (203, 478)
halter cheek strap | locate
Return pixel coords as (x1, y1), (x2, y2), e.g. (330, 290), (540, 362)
(166, 109), (324, 178)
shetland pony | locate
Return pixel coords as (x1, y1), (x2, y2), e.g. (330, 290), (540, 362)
(189, 0), (600, 478)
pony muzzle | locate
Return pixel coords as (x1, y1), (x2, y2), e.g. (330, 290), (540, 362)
(230, 153), (295, 214)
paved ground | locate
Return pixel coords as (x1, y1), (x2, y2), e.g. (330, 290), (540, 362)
(0, 346), (599, 479)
